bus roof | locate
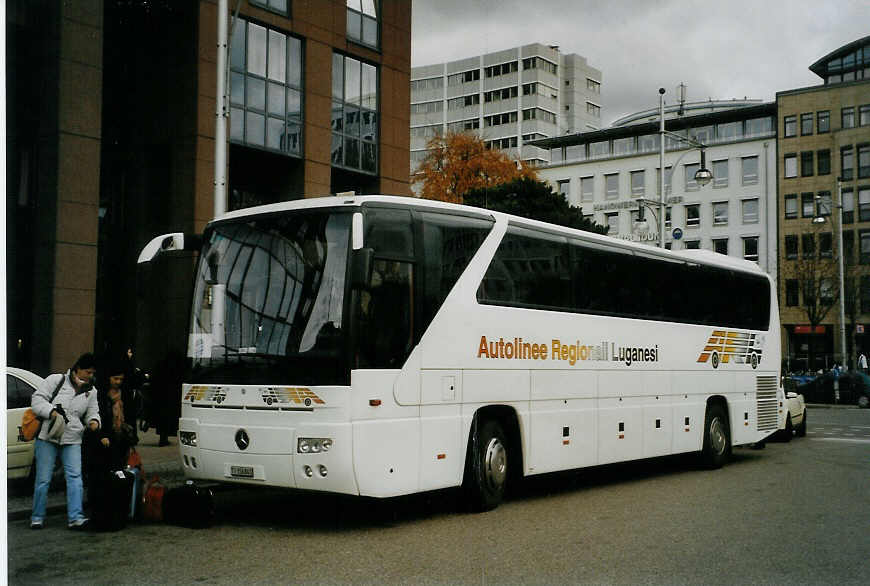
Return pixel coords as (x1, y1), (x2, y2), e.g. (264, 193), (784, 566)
(213, 195), (767, 277)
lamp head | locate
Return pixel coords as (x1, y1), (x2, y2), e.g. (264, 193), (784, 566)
(695, 148), (713, 187)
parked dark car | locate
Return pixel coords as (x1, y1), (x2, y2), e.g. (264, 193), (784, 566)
(797, 370), (870, 407)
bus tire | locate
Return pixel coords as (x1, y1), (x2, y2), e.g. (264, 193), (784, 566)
(463, 418), (508, 512)
(701, 403), (731, 469)
(781, 414), (793, 442)
(796, 409), (807, 437)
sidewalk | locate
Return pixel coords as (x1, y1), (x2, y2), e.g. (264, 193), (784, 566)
(7, 428), (186, 522)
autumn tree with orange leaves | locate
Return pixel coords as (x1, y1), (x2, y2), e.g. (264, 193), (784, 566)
(412, 132), (538, 203)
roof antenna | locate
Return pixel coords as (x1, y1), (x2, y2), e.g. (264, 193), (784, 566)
(677, 83), (686, 116)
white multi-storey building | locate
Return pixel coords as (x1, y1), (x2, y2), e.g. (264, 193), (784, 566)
(534, 100), (779, 277)
(410, 44), (603, 173)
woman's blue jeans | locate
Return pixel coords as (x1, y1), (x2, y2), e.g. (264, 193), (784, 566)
(31, 439), (85, 523)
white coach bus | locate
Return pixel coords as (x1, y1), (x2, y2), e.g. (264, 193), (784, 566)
(139, 195), (781, 510)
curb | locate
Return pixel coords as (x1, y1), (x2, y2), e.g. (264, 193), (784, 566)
(806, 403), (860, 409)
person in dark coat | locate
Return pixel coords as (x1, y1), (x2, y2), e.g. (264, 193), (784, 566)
(85, 359), (137, 511)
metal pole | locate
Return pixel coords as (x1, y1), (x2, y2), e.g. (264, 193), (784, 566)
(214, 0), (229, 218)
(837, 179), (847, 370)
(659, 88), (666, 248)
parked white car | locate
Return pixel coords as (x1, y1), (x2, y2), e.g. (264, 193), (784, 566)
(780, 387), (807, 441)
(6, 367), (44, 480)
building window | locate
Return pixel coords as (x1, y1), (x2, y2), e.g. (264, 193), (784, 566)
(605, 212), (619, 234)
(859, 144), (870, 178)
(250, 0), (288, 15)
(842, 106), (855, 129)
(685, 204), (700, 227)
(861, 230), (870, 264)
(665, 205), (672, 228)
(604, 173), (619, 199)
(783, 115), (797, 137)
(630, 170), (645, 196)
(557, 179), (570, 198)
(484, 111), (518, 127)
(818, 149), (831, 175)
(446, 118), (479, 133)
(713, 238), (728, 255)
(685, 163), (700, 191)
(586, 102), (601, 117)
(656, 166), (673, 195)
(802, 233), (815, 258)
(861, 104), (870, 126)
(742, 198), (759, 224)
(802, 192), (815, 218)
(803, 279), (815, 306)
(785, 280), (799, 306)
(410, 77), (444, 92)
(785, 235), (798, 259)
(785, 194), (798, 219)
(581, 176), (594, 201)
(447, 94), (480, 110)
(843, 188), (854, 223)
(784, 154), (797, 178)
(816, 191), (832, 218)
(862, 275), (870, 311)
(522, 57), (556, 74)
(411, 100), (443, 114)
(817, 110), (830, 133)
(485, 61), (519, 78)
(522, 108), (556, 124)
(712, 201), (728, 226)
(844, 231), (854, 265)
(860, 187), (870, 222)
(801, 151), (814, 177)
(447, 69), (480, 86)
(801, 112), (813, 135)
(230, 20), (303, 156)
(820, 278), (834, 305)
(712, 159), (728, 188)
(484, 86), (518, 103)
(346, 0), (379, 49)
(741, 156), (758, 185)
(842, 146), (854, 181)
(586, 78), (600, 93)
(684, 240), (700, 250)
(820, 232), (833, 258)
(332, 52), (379, 174)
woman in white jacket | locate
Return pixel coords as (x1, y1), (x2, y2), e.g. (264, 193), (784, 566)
(30, 352), (101, 530)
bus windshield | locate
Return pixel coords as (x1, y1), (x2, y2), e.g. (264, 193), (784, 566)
(188, 210), (352, 385)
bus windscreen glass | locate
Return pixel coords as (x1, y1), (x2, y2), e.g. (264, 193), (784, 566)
(188, 211), (351, 385)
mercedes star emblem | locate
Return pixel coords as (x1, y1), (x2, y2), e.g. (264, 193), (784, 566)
(235, 429), (250, 451)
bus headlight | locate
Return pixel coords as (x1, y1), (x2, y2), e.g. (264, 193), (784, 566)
(297, 437), (333, 454)
(179, 431), (197, 447)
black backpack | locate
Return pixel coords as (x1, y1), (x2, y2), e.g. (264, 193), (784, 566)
(163, 481), (215, 528)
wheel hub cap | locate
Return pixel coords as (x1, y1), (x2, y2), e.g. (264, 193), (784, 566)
(710, 418), (726, 455)
(483, 437), (506, 491)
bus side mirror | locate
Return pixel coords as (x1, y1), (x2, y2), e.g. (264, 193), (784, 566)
(351, 247), (374, 290)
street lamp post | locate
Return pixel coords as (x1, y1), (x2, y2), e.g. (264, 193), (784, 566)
(655, 88), (712, 248)
(836, 179), (847, 370)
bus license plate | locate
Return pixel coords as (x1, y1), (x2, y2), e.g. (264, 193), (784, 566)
(230, 465), (254, 478)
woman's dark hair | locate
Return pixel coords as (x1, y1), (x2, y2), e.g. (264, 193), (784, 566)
(73, 352), (97, 371)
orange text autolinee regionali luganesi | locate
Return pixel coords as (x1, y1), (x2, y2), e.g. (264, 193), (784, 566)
(476, 335), (659, 367)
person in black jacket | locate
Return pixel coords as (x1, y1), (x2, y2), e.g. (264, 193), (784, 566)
(85, 359), (137, 512)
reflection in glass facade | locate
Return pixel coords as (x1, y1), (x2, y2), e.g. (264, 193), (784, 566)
(333, 53), (379, 174)
(229, 19), (303, 156)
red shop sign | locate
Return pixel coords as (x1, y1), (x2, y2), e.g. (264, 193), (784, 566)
(794, 325), (826, 334)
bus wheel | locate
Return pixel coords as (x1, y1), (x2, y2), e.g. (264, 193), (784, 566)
(701, 403), (731, 469)
(463, 418), (508, 512)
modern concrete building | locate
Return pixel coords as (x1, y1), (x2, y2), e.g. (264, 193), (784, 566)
(410, 44), (602, 174)
(6, 0), (411, 375)
(533, 100), (778, 277)
(776, 35), (870, 371)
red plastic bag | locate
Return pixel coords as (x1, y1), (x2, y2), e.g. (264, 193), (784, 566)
(143, 474), (165, 522)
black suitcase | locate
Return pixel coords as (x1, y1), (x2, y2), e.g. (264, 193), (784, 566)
(93, 469), (135, 532)
(163, 481), (215, 528)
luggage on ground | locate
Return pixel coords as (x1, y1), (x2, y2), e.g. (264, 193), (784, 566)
(143, 474), (165, 522)
(126, 465), (142, 520)
(163, 480), (215, 528)
(93, 469), (135, 531)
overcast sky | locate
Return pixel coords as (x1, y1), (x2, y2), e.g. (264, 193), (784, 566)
(411, 0), (870, 126)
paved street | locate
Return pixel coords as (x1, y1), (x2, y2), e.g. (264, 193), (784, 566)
(7, 407), (869, 585)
